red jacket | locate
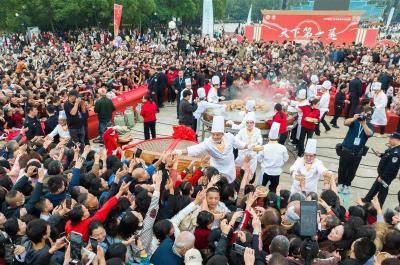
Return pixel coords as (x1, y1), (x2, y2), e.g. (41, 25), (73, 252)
(267, 111), (287, 134)
(65, 196), (118, 241)
(204, 83), (212, 97)
(167, 70), (178, 86)
(140, 101), (157, 122)
(175, 169), (203, 188)
(300, 105), (320, 130)
(194, 228), (211, 249)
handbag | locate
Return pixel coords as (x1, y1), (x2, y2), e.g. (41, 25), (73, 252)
(335, 143), (343, 156)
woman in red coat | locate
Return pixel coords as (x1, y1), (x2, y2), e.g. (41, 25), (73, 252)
(140, 93), (158, 140)
(267, 103), (288, 145)
(297, 98), (320, 157)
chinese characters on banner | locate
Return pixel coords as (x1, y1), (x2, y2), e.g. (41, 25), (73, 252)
(261, 11), (362, 44)
(114, 4), (123, 38)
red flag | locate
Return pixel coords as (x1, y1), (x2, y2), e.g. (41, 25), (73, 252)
(114, 4), (123, 37)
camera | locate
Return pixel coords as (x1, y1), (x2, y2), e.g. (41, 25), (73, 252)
(357, 114), (367, 121)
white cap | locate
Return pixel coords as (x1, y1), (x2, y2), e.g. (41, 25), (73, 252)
(311, 75), (319, 84)
(305, 139), (317, 154)
(245, 111), (256, 122)
(212, 75), (220, 85)
(185, 78), (191, 86)
(245, 100), (256, 112)
(297, 89), (306, 100)
(184, 248), (203, 265)
(211, 116), (225, 133)
(197, 87), (206, 99)
(372, 82), (382, 91)
(269, 122), (280, 140)
(322, 80), (332, 90)
(58, 111), (67, 120)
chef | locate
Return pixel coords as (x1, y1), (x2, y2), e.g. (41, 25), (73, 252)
(308, 75), (319, 100)
(370, 82), (388, 137)
(193, 88), (225, 135)
(257, 122), (289, 192)
(208, 76), (225, 103)
(180, 78), (193, 103)
(290, 89), (309, 144)
(174, 116), (247, 183)
(227, 100), (256, 130)
(235, 112), (263, 175)
(315, 80), (331, 136)
(289, 139), (333, 194)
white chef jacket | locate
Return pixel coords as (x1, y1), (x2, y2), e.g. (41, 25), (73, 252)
(319, 92), (330, 118)
(193, 101), (224, 134)
(187, 133), (246, 183)
(207, 87), (220, 103)
(257, 142), (289, 182)
(289, 157), (328, 194)
(307, 84), (317, 100)
(371, 91), (388, 126)
(235, 127), (263, 174)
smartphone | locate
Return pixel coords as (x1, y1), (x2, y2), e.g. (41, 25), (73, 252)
(70, 231), (83, 260)
(235, 208), (244, 224)
(231, 243), (245, 255)
(135, 148), (142, 158)
(89, 237), (98, 253)
(65, 193), (72, 209)
(300, 201), (318, 237)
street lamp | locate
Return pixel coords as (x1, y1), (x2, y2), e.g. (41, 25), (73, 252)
(15, 13), (19, 17)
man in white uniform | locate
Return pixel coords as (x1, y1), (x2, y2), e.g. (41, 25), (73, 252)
(290, 89), (309, 144)
(193, 89), (225, 135)
(308, 75), (319, 100)
(290, 139), (333, 194)
(208, 76), (225, 103)
(174, 116), (247, 183)
(315, 80), (331, 136)
(235, 112), (263, 175)
(370, 82), (388, 137)
(180, 78), (193, 103)
(257, 122), (289, 191)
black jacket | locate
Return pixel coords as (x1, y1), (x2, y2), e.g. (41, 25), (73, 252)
(349, 78), (362, 100)
(44, 114), (58, 135)
(178, 99), (197, 126)
(24, 115), (44, 140)
(334, 91), (346, 108)
(378, 145), (400, 181)
(172, 77), (186, 95)
(156, 71), (168, 90)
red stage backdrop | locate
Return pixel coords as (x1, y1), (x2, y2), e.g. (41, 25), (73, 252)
(260, 10), (363, 44)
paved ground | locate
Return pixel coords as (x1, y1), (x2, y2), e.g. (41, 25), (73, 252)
(125, 103), (400, 210)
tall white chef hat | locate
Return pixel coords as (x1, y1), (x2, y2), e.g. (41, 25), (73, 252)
(246, 100), (256, 112)
(197, 87), (206, 99)
(311, 75), (319, 84)
(304, 139), (317, 154)
(211, 116), (225, 133)
(58, 110), (67, 120)
(322, 80), (332, 90)
(185, 78), (191, 86)
(269, 122), (280, 140)
(245, 112), (256, 122)
(372, 82), (382, 91)
(297, 89), (307, 100)
(212, 76), (220, 85)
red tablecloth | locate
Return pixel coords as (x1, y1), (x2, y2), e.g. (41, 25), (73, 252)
(87, 85), (148, 139)
(327, 92), (399, 134)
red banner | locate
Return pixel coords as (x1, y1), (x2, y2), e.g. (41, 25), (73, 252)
(114, 4), (123, 37)
(260, 10), (362, 44)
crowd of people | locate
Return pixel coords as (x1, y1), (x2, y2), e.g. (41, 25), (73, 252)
(0, 26), (399, 265)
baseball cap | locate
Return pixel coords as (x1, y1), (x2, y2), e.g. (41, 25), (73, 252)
(184, 248), (202, 265)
